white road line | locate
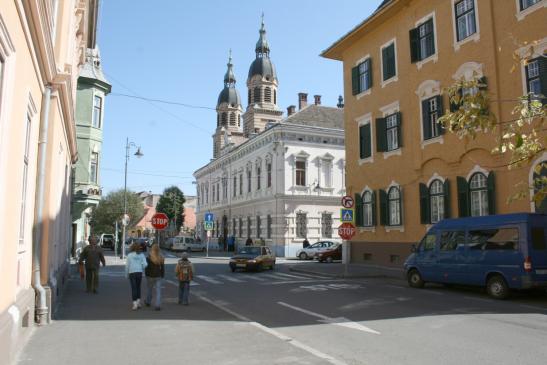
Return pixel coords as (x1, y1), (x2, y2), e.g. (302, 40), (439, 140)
(271, 272), (317, 280)
(196, 275), (223, 284)
(217, 274), (244, 283)
(166, 279), (199, 287)
(241, 275), (266, 281)
(385, 284), (406, 289)
(277, 301), (381, 335)
(268, 279), (343, 286)
(164, 280), (348, 365)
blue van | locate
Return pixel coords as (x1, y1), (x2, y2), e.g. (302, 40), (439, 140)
(404, 213), (547, 299)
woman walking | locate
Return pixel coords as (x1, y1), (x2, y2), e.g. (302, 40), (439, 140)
(145, 244), (165, 311)
(125, 242), (147, 310)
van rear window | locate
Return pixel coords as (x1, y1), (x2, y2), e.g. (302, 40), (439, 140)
(468, 228), (519, 250)
(531, 228), (546, 250)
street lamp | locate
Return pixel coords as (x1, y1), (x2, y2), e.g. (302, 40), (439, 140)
(121, 137), (143, 260)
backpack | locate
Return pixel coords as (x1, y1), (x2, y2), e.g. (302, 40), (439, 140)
(177, 260), (193, 282)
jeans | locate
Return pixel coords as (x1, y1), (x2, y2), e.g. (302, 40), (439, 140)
(129, 272), (142, 301)
(178, 281), (190, 304)
(145, 277), (163, 307)
(85, 268), (99, 292)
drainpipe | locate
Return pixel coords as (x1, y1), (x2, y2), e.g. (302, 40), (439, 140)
(32, 85), (52, 325)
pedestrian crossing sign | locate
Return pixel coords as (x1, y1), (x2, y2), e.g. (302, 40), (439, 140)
(204, 221), (214, 231)
(340, 208), (354, 223)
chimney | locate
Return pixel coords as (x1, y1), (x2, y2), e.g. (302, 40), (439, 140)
(287, 105), (296, 116)
(298, 92), (308, 110)
(314, 95), (321, 105)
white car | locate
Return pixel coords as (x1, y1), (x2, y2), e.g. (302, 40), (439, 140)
(296, 241), (338, 260)
(170, 236), (205, 252)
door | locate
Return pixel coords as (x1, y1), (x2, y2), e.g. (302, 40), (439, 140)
(415, 232), (440, 281)
(529, 224), (547, 285)
(437, 230), (467, 283)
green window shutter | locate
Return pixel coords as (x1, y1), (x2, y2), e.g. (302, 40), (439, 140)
(396, 112), (403, 147)
(371, 190), (377, 226)
(409, 28), (420, 63)
(399, 188), (404, 225)
(366, 58), (372, 89)
(443, 179), (451, 219)
(355, 193), (363, 227)
(427, 18), (435, 56)
(351, 66), (360, 95)
(449, 89), (462, 112)
(386, 44), (395, 79)
(359, 125), (366, 159)
(379, 189), (388, 226)
(539, 57), (547, 100)
(478, 76), (488, 91)
(422, 99), (431, 140)
(457, 176), (469, 217)
(487, 172), (496, 215)
(363, 124), (371, 158)
(376, 118), (387, 152)
(419, 183), (430, 224)
(435, 95), (445, 135)
(382, 47), (388, 81)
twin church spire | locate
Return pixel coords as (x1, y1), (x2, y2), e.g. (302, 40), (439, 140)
(213, 17), (283, 158)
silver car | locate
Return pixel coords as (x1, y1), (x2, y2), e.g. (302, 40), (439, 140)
(296, 241), (337, 260)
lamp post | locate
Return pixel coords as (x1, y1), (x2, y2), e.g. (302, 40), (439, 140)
(121, 137), (143, 260)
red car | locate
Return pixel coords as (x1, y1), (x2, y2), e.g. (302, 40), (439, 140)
(315, 243), (342, 263)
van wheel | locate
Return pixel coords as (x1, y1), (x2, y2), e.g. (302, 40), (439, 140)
(408, 269), (425, 288)
(299, 252), (308, 260)
(486, 275), (509, 299)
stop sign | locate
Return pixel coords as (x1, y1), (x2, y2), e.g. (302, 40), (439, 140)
(338, 223), (356, 240)
(151, 213), (169, 230)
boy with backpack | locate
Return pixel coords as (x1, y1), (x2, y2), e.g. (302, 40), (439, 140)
(175, 252), (194, 305)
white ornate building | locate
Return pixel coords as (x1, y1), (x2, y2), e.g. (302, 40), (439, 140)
(194, 19), (346, 257)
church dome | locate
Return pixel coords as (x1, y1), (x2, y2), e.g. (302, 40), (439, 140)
(217, 87), (241, 107)
(248, 57), (277, 80)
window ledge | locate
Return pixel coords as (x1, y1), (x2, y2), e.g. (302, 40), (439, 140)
(358, 157), (374, 165)
(356, 89), (372, 100)
(385, 225), (405, 232)
(516, 2), (546, 21)
(421, 136), (444, 149)
(453, 32), (480, 51)
(317, 187), (335, 192)
(293, 186), (308, 192)
(381, 75), (398, 88)
(358, 226), (376, 233)
(416, 54), (438, 70)
(383, 149), (402, 159)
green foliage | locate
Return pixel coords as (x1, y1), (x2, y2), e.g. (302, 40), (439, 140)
(156, 186), (186, 233)
(90, 189), (145, 235)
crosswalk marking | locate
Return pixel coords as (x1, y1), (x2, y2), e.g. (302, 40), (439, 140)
(196, 275), (223, 284)
(241, 275), (266, 281)
(269, 272), (314, 280)
(217, 274), (244, 283)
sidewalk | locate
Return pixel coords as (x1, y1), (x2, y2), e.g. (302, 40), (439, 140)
(289, 261), (406, 281)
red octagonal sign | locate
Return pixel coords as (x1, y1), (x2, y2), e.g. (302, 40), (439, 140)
(151, 212), (169, 230)
(338, 223), (356, 240)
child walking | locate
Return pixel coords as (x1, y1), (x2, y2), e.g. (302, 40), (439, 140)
(175, 252), (194, 305)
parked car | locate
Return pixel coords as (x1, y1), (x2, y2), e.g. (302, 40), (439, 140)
(161, 237), (174, 250)
(229, 246), (275, 272)
(296, 241), (337, 260)
(99, 234), (115, 250)
(171, 236), (205, 252)
(404, 213), (547, 299)
(315, 243), (342, 263)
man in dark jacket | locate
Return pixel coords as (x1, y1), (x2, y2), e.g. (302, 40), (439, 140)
(303, 238), (310, 248)
(78, 236), (106, 293)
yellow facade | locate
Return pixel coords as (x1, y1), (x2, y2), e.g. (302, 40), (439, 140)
(0, 1), (98, 363)
(323, 0), (546, 266)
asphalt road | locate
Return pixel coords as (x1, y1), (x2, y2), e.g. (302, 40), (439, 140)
(17, 252), (547, 365)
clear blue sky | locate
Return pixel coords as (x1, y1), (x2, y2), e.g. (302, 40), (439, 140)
(98, 0), (383, 197)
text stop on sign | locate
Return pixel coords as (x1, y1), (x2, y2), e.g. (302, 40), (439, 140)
(151, 213), (169, 230)
(338, 223), (356, 240)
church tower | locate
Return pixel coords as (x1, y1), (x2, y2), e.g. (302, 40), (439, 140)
(213, 51), (244, 158)
(243, 16), (283, 137)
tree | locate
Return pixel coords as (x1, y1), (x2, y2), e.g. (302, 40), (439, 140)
(156, 186), (186, 233)
(438, 52), (545, 207)
(90, 189), (145, 235)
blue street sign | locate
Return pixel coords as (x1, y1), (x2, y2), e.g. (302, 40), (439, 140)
(204, 212), (214, 222)
(340, 208), (355, 223)
(204, 221), (214, 231)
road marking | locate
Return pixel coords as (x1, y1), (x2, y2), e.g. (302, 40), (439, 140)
(164, 280), (348, 365)
(166, 279), (199, 287)
(217, 274), (244, 283)
(271, 272), (319, 280)
(277, 301), (380, 335)
(196, 275), (222, 284)
(385, 284), (405, 289)
(268, 279), (342, 285)
(241, 275), (266, 281)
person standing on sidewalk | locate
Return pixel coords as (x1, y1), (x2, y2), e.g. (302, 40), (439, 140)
(78, 236), (106, 293)
(144, 244), (165, 311)
(125, 242), (148, 310)
(175, 252), (194, 305)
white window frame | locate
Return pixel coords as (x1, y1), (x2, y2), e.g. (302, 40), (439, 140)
(354, 54), (372, 100)
(92, 93), (103, 129)
(416, 79), (445, 148)
(380, 38), (398, 87)
(515, 0), (545, 21)
(19, 97), (37, 246)
(414, 12), (438, 70)
(517, 39), (547, 96)
(529, 152), (547, 212)
(357, 113), (374, 165)
(379, 101), (402, 159)
(89, 152), (99, 184)
(451, 0), (480, 51)
(385, 181), (404, 232)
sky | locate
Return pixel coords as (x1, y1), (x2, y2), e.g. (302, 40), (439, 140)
(97, 0), (383, 197)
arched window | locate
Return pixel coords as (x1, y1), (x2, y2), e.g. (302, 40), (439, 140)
(229, 112), (236, 126)
(221, 112), (227, 126)
(238, 115), (241, 127)
(533, 161), (547, 214)
(253, 87), (261, 103)
(470, 173), (488, 217)
(264, 87), (272, 102)
(429, 179), (444, 223)
(248, 89), (251, 105)
(388, 186), (401, 225)
(362, 191), (373, 227)
(274, 89), (277, 105)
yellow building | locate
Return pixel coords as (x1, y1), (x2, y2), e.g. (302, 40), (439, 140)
(322, 0), (546, 266)
(0, 1), (99, 363)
